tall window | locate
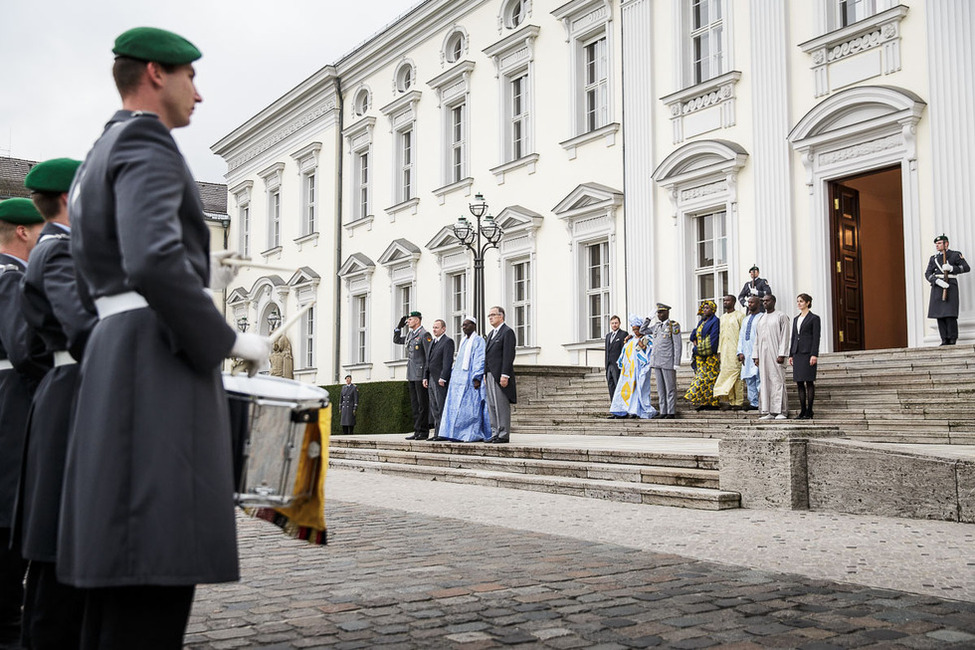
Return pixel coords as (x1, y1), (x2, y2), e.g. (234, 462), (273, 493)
(585, 241), (610, 340)
(239, 205), (250, 256)
(583, 36), (608, 133)
(690, 0), (724, 84)
(511, 259), (531, 346)
(510, 73), (529, 160)
(354, 151), (369, 219)
(354, 295), (368, 363)
(448, 272), (467, 343)
(302, 173), (316, 235)
(694, 210), (729, 306)
(398, 128), (413, 202)
(303, 306), (315, 368)
(828, 0), (888, 30)
(396, 284), (412, 360)
(268, 190), (281, 248)
(449, 103), (466, 183)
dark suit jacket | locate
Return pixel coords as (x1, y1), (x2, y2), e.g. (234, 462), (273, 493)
(425, 335), (455, 385)
(485, 323), (517, 404)
(604, 328), (626, 368)
(789, 312), (821, 357)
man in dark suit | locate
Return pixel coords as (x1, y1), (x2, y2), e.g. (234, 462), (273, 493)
(925, 234), (970, 345)
(61, 27), (270, 646)
(425, 319), (455, 441)
(0, 198), (49, 645)
(604, 315), (626, 400)
(484, 305), (517, 444)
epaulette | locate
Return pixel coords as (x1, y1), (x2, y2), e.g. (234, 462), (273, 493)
(37, 233), (69, 245)
(670, 321), (681, 335)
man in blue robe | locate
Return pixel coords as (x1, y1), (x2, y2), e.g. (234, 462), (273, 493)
(437, 317), (491, 442)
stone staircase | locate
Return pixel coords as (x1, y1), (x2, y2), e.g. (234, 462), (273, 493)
(329, 437), (740, 510)
(512, 344), (975, 445)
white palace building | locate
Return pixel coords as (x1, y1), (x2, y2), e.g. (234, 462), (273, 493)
(213, 0), (975, 386)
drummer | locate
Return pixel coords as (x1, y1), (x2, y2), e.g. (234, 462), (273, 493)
(58, 27), (271, 645)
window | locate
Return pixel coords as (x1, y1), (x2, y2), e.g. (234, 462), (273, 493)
(445, 32), (466, 63)
(353, 88), (370, 116)
(354, 295), (368, 364)
(510, 259), (531, 345)
(449, 103), (466, 183)
(509, 73), (529, 161)
(395, 284), (413, 360)
(395, 63), (414, 92)
(448, 272), (467, 344)
(239, 205), (250, 256)
(268, 190), (281, 249)
(828, 0), (890, 30)
(585, 241), (610, 340)
(694, 210), (729, 306)
(690, 0), (724, 84)
(398, 127), (414, 202)
(302, 173), (316, 235)
(504, 0), (529, 28)
(303, 306), (315, 368)
(583, 36), (608, 133)
(355, 151), (369, 220)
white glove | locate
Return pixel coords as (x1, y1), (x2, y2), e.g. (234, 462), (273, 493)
(231, 333), (272, 377)
(210, 251), (242, 292)
(750, 286), (758, 295)
(942, 263), (953, 273)
(935, 278), (950, 289)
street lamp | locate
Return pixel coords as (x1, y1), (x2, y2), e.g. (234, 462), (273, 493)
(236, 316), (249, 332)
(452, 192), (504, 330)
(267, 306), (282, 332)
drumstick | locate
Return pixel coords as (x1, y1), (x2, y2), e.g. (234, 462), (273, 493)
(220, 257), (300, 274)
(271, 301), (315, 344)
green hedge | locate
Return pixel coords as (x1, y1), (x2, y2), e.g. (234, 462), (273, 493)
(323, 380), (413, 436)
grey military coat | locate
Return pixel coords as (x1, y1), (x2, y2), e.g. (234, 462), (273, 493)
(925, 249), (971, 319)
(60, 111), (239, 588)
(393, 325), (432, 382)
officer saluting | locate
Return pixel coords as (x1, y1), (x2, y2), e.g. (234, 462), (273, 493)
(17, 158), (94, 648)
(645, 303), (682, 419)
(60, 27), (270, 646)
(394, 310), (433, 440)
(925, 234), (971, 345)
(0, 198), (48, 644)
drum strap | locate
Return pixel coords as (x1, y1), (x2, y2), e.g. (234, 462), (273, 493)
(94, 291), (149, 319)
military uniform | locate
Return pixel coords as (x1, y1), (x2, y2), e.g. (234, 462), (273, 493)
(340, 382), (359, 434)
(925, 245), (970, 345)
(394, 323), (433, 438)
(738, 276), (772, 310)
(645, 306), (682, 417)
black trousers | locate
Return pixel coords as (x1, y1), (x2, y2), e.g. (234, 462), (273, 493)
(81, 585), (195, 650)
(22, 560), (84, 649)
(342, 425), (355, 435)
(407, 380), (429, 436)
(937, 317), (959, 344)
(0, 527), (26, 627)
(606, 364), (620, 399)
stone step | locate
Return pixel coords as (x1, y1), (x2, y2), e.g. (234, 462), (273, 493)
(328, 458), (740, 510)
(328, 447), (719, 488)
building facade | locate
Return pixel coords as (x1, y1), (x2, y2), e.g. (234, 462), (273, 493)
(213, 0), (628, 385)
(622, 0), (975, 351)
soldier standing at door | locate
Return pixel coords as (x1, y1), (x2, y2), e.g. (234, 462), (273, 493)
(925, 234), (970, 345)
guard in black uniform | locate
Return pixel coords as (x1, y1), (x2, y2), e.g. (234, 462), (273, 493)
(17, 158), (92, 649)
(0, 198), (49, 645)
(925, 234), (970, 345)
(738, 264), (772, 311)
(60, 28), (270, 647)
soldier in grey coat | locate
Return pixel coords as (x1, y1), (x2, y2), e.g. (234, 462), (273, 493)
(645, 303), (682, 419)
(61, 27), (270, 646)
(394, 310), (433, 440)
(925, 234), (970, 345)
(340, 375), (359, 435)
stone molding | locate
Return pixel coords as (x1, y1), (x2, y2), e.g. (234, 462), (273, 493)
(660, 71), (741, 144)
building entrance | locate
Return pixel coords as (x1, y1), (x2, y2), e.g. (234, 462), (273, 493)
(828, 166), (907, 351)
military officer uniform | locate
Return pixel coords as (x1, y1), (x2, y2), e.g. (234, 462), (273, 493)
(340, 378), (359, 435)
(645, 303), (682, 418)
(738, 265), (772, 311)
(925, 235), (970, 345)
(15, 159), (93, 649)
(0, 199), (51, 642)
(394, 311), (433, 439)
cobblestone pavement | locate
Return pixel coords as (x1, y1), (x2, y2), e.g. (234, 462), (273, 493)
(185, 473), (975, 649)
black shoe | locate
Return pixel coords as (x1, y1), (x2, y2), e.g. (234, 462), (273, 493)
(664, 414), (676, 419)
(405, 434), (419, 440)
(429, 436), (444, 441)
(607, 414), (619, 419)
(743, 404), (757, 411)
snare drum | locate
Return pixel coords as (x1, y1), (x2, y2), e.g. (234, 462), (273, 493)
(222, 373), (330, 508)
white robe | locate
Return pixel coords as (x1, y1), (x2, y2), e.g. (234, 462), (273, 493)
(752, 310), (791, 415)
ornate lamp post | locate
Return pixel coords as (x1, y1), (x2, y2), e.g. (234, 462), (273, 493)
(267, 307), (282, 333)
(236, 316), (249, 333)
(452, 192), (504, 330)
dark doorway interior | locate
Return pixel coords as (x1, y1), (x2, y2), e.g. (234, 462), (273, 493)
(828, 166), (907, 351)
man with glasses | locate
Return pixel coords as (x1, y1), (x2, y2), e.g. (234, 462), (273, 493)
(484, 306), (517, 443)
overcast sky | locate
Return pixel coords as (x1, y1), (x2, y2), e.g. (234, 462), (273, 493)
(0, 0), (412, 183)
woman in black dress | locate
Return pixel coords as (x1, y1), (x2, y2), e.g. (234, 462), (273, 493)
(789, 293), (821, 419)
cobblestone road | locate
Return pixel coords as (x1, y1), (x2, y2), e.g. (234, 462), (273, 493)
(186, 496), (975, 649)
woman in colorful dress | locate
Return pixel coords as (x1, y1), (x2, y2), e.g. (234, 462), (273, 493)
(684, 300), (721, 410)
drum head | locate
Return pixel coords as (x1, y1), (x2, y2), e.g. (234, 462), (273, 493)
(222, 373), (329, 405)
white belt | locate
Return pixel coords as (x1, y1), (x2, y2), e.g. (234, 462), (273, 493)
(0, 359), (11, 371)
(95, 292), (149, 319)
(946, 274), (958, 279)
(53, 350), (76, 367)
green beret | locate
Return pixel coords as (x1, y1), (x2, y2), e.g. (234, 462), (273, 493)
(934, 234), (949, 244)
(113, 27), (201, 65)
(0, 198), (44, 225)
(409, 311), (422, 318)
(749, 264), (760, 272)
(24, 158), (81, 194)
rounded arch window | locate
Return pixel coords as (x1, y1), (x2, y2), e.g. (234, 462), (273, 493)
(352, 88), (370, 116)
(445, 31), (466, 63)
(395, 63), (414, 92)
(503, 0), (529, 29)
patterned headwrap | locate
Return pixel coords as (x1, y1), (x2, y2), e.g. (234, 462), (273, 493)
(628, 314), (643, 328)
(697, 300), (717, 316)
